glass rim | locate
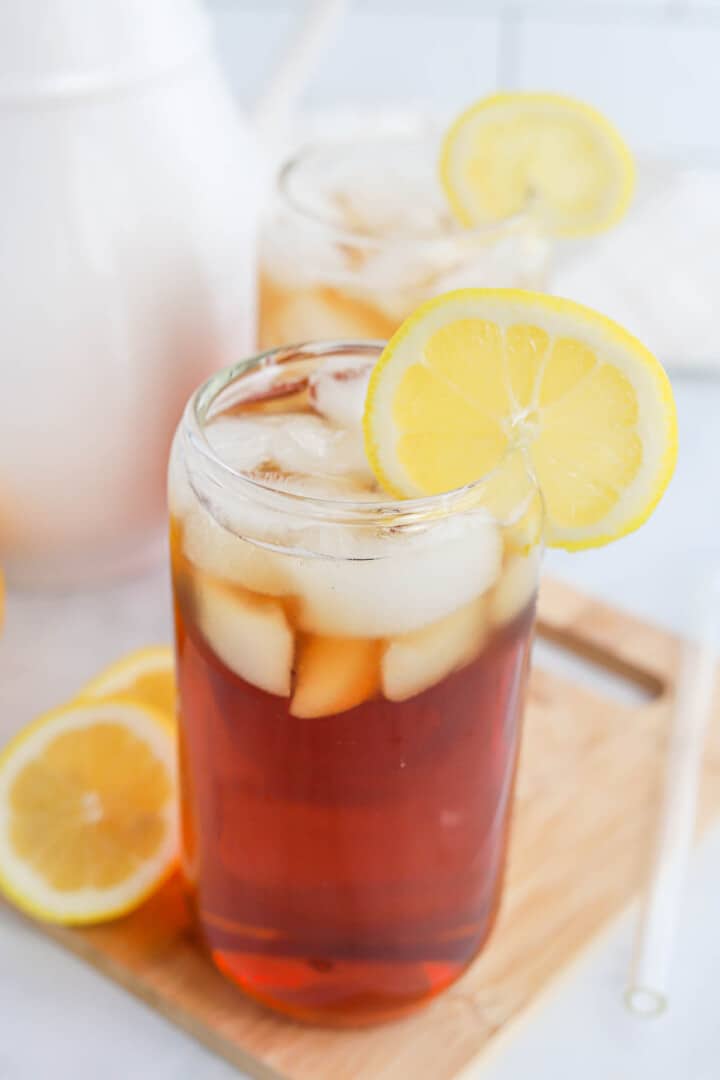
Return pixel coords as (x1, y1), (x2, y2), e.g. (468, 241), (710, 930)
(274, 134), (534, 251)
(182, 340), (537, 530)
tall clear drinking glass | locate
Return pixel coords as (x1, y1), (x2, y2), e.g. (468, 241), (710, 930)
(258, 134), (551, 349)
(169, 341), (542, 1025)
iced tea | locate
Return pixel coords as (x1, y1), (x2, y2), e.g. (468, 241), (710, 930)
(259, 134), (551, 350)
(169, 342), (541, 1025)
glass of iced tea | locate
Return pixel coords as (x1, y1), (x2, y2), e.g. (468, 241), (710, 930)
(258, 131), (551, 350)
(169, 340), (542, 1025)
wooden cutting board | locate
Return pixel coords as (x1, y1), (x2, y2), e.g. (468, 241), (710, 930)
(18, 578), (720, 1080)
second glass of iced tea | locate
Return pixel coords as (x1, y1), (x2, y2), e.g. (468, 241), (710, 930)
(169, 341), (542, 1025)
(259, 131), (552, 350)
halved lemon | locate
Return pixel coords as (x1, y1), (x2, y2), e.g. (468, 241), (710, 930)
(78, 645), (175, 719)
(363, 289), (677, 551)
(0, 701), (178, 924)
(440, 92), (635, 236)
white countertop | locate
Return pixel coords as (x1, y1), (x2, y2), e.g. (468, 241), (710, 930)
(2, 372), (719, 1080)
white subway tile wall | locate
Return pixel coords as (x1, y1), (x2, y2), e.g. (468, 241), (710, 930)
(208, 0), (719, 161)
(508, 19), (720, 159)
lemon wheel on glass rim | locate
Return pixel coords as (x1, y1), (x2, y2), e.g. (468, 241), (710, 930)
(439, 91), (635, 236)
(363, 288), (677, 551)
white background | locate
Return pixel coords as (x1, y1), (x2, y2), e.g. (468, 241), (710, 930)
(210, 0), (720, 164)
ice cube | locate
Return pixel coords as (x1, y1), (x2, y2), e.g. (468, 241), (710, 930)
(207, 413), (371, 484)
(204, 416), (276, 473)
(260, 227), (353, 289)
(182, 504), (292, 596)
(260, 289), (393, 345)
(194, 576), (293, 696)
(271, 414), (370, 478)
(263, 473), (378, 500)
(382, 595), (488, 702)
(308, 356), (372, 431)
(168, 432), (196, 518)
(324, 147), (449, 239)
(168, 459), (193, 520)
(172, 433), (293, 596)
(345, 247), (442, 319)
(489, 551), (540, 627)
(292, 515), (502, 638)
(290, 635), (380, 718)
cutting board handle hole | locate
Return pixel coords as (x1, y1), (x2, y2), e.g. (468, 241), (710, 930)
(534, 626), (664, 705)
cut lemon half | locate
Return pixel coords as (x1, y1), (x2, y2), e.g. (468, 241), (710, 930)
(0, 701), (178, 925)
(78, 645), (175, 719)
(363, 289), (677, 551)
(440, 92), (635, 236)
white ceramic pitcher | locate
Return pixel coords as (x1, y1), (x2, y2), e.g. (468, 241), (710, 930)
(0, 0), (260, 585)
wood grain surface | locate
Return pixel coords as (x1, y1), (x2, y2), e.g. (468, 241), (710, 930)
(15, 578), (720, 1080)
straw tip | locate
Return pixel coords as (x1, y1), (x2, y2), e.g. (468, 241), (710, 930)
(624, 985), (668, 1018)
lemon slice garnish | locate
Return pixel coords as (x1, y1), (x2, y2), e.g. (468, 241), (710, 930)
(363, 288), (677, 550)
(440, 92), (635, 236)
(0, 701), (177, 925)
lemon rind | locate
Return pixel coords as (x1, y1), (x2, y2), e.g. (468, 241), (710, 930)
(439, 91), (636, 238)
(77, 645), (174, 702)
(363, 288), (677, 552)
(0, 700), (177, 925)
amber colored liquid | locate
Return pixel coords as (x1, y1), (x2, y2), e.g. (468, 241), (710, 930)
(174, 576), (534, 1026)
(258, 272), (400, 352)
